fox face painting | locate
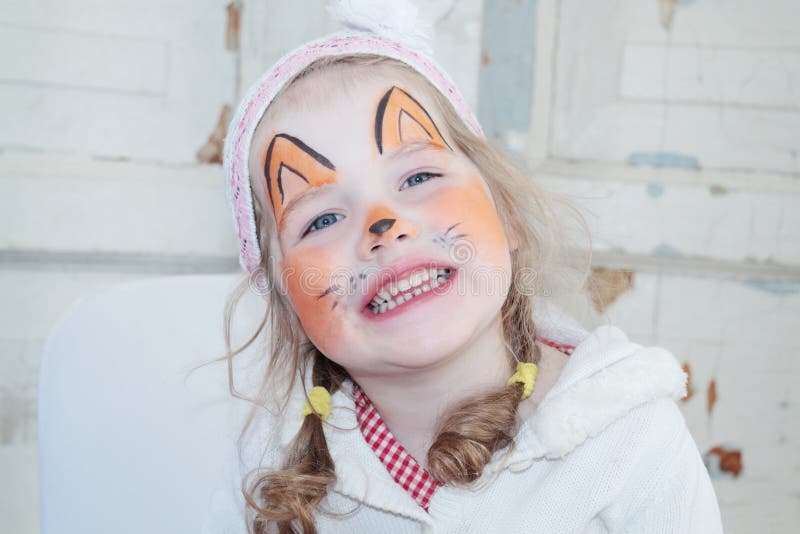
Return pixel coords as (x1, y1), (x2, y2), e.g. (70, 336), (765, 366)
(254, 80), (511, 372)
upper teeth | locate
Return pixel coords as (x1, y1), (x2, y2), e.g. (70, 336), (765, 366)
(369, 268), (452, 314)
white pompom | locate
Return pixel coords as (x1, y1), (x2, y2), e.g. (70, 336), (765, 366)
(327, 0), (433, 55)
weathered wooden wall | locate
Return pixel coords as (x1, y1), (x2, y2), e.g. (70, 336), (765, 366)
(520, 2), (800, 532)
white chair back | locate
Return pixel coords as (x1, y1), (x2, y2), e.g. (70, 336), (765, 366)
(38, 274), (262, 534)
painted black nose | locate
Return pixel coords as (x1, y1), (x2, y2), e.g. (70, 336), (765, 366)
(369, 218), (396, 235)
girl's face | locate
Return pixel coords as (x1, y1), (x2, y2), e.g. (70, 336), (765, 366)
(249, 70), (512, 380)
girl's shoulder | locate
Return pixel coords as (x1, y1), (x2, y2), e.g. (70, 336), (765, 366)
(537, 325), (687, 458)
(526, 303), (688, 460)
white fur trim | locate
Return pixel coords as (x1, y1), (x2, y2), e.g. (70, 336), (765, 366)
(532, 346), (688, 458)
(327, 0), (433, 55)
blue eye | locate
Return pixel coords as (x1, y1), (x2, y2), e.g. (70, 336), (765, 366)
(302, 213), (343, 237)
(400, 172), (441, 190)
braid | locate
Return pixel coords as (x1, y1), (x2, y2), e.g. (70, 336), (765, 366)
(247, 351), (347, 534)
(427, 251), (542, 484)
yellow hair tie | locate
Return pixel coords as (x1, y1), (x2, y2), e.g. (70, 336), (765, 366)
(507, 362), (539, 400)
(301, 386), (332, 421)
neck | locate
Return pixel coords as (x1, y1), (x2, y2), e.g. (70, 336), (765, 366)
(349, 315), (512, 466)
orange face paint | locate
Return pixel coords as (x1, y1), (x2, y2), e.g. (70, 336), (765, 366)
(281, 245), (352, 355)
(262, 133), (338, 225)
(371, 85), (505, 265)
(365, 204), (400, 237)
(258, 81), (511, 365)
(375, 86), (451, 154)
(424, 171), (509, 267)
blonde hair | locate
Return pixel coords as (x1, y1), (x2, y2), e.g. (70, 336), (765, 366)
(221, 54), (590, 534)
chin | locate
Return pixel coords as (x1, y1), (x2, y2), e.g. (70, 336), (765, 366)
(381, 312), (486, 370)
(319, 285), (508, 375)
(399, 332), (471, 369)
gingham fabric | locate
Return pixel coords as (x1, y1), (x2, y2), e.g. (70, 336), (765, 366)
(537, 337), (576, 356)
(352, 384), (440, 510)
(352, 337), (576, 511)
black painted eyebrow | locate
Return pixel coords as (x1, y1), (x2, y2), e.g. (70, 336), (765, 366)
(374, 86), (452, 155)
(263, 133), (336, 206)
(374, 87), (394, 155)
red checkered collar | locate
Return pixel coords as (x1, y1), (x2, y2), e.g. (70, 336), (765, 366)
(352, 384), (440, 510)
(351, 337), (574, 511)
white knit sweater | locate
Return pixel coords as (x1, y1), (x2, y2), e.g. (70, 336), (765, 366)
(202, 306), (723, 533)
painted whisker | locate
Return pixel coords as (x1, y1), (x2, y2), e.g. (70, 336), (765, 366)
(318, 284), (341, 299)
(434, 221), (470, 250)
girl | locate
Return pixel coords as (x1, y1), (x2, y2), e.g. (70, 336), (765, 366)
(204, 2), (722, 532)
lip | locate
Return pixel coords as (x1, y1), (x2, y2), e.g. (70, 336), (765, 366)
(358, 257), (458, 313)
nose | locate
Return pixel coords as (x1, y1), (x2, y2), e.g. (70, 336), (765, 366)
(359, 205), (418, 258)
(369, 218), (396, 235)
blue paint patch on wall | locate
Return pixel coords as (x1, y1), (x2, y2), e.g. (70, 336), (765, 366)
(742, 279), (800, 295)
(652, 243), (684, 258)
(629, 152), (700, 170)
(678, 0), (696, 5)
(478, 0), (537, 140)
(646, 183), (665, 198)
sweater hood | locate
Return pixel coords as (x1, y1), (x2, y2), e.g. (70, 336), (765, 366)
(510, 319), (688, 463)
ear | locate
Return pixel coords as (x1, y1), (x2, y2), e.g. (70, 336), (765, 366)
(263, 134), (336, 223)
(375, 86), (451, 154)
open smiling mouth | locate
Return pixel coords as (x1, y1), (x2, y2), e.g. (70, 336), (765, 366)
(367, 267), (454, 315)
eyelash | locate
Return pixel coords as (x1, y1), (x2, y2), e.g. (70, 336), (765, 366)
(300, 172), (443, 238)
(301, 213), (344, 238)
(400, 171), (442, 190)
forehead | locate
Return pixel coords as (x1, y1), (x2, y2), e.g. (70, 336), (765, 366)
(248, 67), (446, 176)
